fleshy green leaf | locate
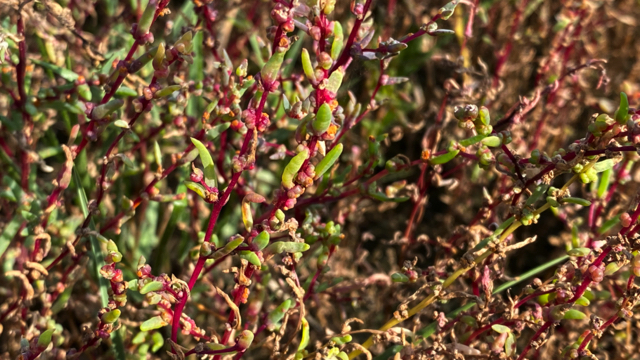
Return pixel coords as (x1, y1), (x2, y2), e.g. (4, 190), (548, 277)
(298, 318), (310, 351)
(301, 49), (316, 82)
(391, 273), (409, 283)
(261, 49), (286, 84)
(459, 134), (486, 147)
(560, 197), (592, 206)
(206, 122), (231, 141)
(326, 70), (344, 94)
(239, 250), (261, 267)
(37, 329), (54, 348)
(140, 316), (168, 331)
(314, 143), (343, 180)
(429, 150), (459, 165)
(154, 85), (182, 98)
(282, 149), (309, 189)
(564, 309), (586, 320)
(593, 159), (616, 173)
(253, 231), (270, 251)
(31, 59), (79, 81)
(102, 309), (121, 324)
(264, 241), (310, 255)
(313, 103), (333, 134)
(567, 247), (591, 257)
(492, 324), (511, 334)
(190, 138), (217, 188)
(140, 280), (164, 294)
(614, 92), (630, 124)
(481, 136), (501, 148)
(185, 181), (207, 199)
(212, 237), (244, 260)
(331, 22), (344, 60)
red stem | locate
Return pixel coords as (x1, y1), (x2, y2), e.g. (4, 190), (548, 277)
(493, 0), (530, 87)
(464, 318), (507, 345)
(329, 0), (374, 73)
(16, 15), (32, 193)
(171, 87), (269, 343)
(516, 321), (551, 360)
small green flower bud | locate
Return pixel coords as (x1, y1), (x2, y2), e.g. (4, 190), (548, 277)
(200, 242), (213, 257)
(318, 52), (333, 70)
(529, 149), (541, 164)
(477, 124), (493, 135)
(572, 164), (584, 173)
(454, 104), (478, 121)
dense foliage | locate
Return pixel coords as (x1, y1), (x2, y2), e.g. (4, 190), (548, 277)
(2, 0), (640, 359)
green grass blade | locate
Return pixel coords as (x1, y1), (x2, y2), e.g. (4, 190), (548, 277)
(282, 30), (306, 77)
(72, 168), (126, 360)
(0, 215), (21, 259)
(249, 33), (266, 68)
(416, 255), (569, 339)
(152, 184), (187, 272)
(138, 201), (159, 261)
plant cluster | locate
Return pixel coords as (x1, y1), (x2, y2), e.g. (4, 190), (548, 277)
(2, 0), (640, 360)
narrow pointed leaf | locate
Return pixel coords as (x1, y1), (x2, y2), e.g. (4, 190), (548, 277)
(140, 316), (168, 331)
(140, 280), (164, 294)
(315, 143), (343, 179)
